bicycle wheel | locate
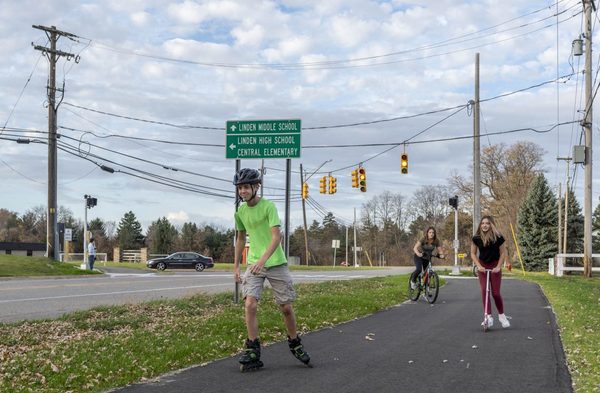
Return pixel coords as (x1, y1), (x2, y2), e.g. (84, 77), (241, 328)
(472, 264), (478, 277)
(408, 275), (421, 301)
(424, 271), (439, 304)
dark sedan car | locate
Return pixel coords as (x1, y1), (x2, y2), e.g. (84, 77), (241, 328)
(146, 252), (214, 272)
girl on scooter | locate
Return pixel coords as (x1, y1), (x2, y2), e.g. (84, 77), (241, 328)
(470, 216), (510, 329)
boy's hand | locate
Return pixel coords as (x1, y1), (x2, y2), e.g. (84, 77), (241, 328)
(249, 261), (265, 275)
(234, 266), (241, 283)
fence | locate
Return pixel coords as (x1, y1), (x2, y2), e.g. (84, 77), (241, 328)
(548, 253), (600, 276)
(121, 250), (142, 263)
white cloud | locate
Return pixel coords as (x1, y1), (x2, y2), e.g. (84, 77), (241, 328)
(167, 210), (190, 222)
(131, 11), (151, 27)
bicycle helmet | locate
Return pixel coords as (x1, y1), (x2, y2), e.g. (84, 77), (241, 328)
(233, 168), (262, 185)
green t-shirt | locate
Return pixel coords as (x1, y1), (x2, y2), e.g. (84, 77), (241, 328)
(235, 198), (287, 268)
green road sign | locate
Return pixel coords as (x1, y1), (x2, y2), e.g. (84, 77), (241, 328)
(226, 119), (301, 159)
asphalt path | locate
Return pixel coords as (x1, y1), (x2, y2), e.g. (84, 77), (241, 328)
(0, 266), (414, 323)
(111, 277), (572, 393)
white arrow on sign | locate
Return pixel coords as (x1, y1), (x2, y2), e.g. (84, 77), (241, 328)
(230, 125), (237, 132)
(229, 143), (237, 150)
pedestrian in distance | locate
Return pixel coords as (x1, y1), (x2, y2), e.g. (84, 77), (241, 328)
(233, 168), (311, 372)
(88, 237), (96, 270)
(470, 215), (511, 329)
(410, 226), (444, 289)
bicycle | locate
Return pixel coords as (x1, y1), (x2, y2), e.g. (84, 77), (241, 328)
(408, 253), (442, 304)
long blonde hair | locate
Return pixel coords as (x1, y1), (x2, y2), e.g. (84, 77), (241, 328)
(475, 215), (502, 246)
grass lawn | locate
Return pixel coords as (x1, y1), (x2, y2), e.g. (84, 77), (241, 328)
(0, 254), (97, 277)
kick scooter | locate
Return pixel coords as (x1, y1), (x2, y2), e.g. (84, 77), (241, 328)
(482, 269), (492, 332)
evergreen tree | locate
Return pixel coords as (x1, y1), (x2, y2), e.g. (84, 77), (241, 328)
(180, 222), (199, 251)
(592, 198), (600, 253)
(116, 211), (144, 249)
(561, 189), (584, 253)
(146, 217), (178, 254)
(516, 174), (558, 271)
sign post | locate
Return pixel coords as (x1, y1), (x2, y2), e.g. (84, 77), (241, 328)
(332, 239), (340, 266)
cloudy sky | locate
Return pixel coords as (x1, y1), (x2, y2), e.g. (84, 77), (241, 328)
(1, 0), (598, 232)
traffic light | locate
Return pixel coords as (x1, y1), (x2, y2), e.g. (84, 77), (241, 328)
(85, 195), (97, 208)
(328, 176), (337, 194)
(401, 153), (408, 174)
(358, 168), (366, 192)
(449, 195), (458, 209)
(319, 176), (327, 194)
(351, 170), (359, 188)
(302, 182), (309, 200)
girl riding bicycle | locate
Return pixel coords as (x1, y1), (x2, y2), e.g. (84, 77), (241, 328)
(410, 226), (444, 289)
(471, 215), (510, 329)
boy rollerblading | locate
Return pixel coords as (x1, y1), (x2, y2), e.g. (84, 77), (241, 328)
(233, 168), (311, 372)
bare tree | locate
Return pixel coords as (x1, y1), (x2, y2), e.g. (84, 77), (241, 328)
(409, 185), (451, 227)
(449, 141), (545, 261)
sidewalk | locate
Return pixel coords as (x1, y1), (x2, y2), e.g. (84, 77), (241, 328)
(110, 278), (572, 393)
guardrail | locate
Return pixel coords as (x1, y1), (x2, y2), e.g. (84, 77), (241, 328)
(548, 253), (600, 276)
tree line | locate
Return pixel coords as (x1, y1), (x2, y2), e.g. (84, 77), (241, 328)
(1, 141), (599, 270)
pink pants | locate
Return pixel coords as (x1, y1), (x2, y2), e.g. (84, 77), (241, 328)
(477, 264), (504, 315)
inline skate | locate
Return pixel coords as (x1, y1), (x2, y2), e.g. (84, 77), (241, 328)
(239, 338), (263, 372)
(288, 335), (311, 367)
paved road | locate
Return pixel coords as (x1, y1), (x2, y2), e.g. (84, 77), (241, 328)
(0, 267), (414, 323)
(112, 277), (572, 393)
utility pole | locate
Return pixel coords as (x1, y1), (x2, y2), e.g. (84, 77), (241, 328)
(353, 208), (358, 267)
(32, 25), (77, 261)
(300, 164), (310, 265)
(582, 0), (595, 277)
(557, 157), (572, 253)
(558, 183), (562, 254)
(284, 159), (291, 258)
(473, 53), (481, 235)
(234, 159), (241, 303)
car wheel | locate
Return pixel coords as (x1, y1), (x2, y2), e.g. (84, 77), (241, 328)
(157, 262), (167, 271)
(195, 263), (205, 272)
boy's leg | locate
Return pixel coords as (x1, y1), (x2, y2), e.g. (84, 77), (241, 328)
(280, 303), (297, 338)
(242, 268), (266, 339)
(245, 296), (259, 339)
(266, 265), (298, 335)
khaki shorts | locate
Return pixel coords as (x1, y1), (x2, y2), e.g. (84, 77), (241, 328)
(242, 264), (297, 304)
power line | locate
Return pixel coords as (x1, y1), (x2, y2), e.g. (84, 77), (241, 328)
(60, 70), (579, 134)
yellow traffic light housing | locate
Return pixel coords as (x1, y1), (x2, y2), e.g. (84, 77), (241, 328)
(302, 182), (309, 200)
(328, 176), (337, 194)
(351, 170), (358, 188)
(319, 176), (327, 194)
(401, 153), (408, 174)
(358, 168), (366, 192)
